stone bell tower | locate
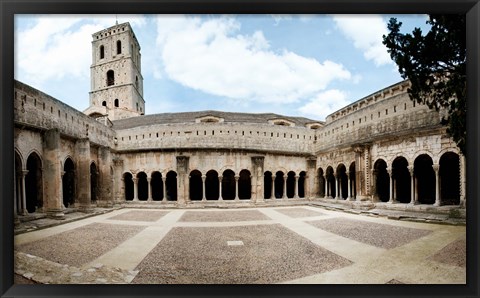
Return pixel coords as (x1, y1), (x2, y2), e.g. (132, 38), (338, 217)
(84, 22), (145, 121)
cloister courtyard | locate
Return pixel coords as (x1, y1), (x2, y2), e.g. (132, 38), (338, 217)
(14, 205), (466, 284)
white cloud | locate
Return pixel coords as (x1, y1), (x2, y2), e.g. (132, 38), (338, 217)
(298, 89), (350, 120)
(155, 16), (352, 104)
(332, 15), (392, 66)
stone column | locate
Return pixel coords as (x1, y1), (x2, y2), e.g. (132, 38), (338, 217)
(433, 164), (440, 206)
(147, 177), (152, 201)
(251, 156), (264, 203)
(408, 166), (415, 205)
(414, 176), (418, 204)
(20, 170), (28, 215)
(133, 177), (139, 201)
(202, 175), (207, 201)
(218, 176), (223, 200)
(387, 168), (394, 203)
(234, 175), (240, 200)
(112, 159), (124, 205)
(271, 176), (275, 199)
(338, 177), (343, 199)
(347, 172), (352, 200)
(43, 129), (64, 218)
(282, 176), (287, 199)
(306, 157), (316, 200)
(353, 144), (371, 201)
(371, 170), (377, 202)
(163, 176), (167, 201)
(76, 138), (92, 212)
(97, 146), (113, 207)
(393, 177), (397, 202)
(324, 175), (328, 198)
(176, 156), (189, 205)
(334, 174), (338, 200)
(293, 175), (299, 199)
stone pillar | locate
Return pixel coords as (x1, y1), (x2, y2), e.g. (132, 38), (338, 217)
(459, 154), (466, 207)
(294, 175), (299, 199)
(306, 157), (317, 200)
(324, 175), (328, 198)
(97, 146), (113, 207)
(113, 158), (124, 205)
(202, 175), (207, 201)
(271, 176), (275, 199)
(282, 176), (287, 199)
(176, 156), (189, 205)
(433, 164), (440, 206)
(414, 176), (418, 204)
(338, 177), (343, 199)
(133, 177), (138, 201)
(76, 138), (92, 212)
(234, 175), (240, 200)
(334, 174), (338, 200)
(20, 170), (28, 215)
(43, 129), (64, 218)
(393, 177), (397, 202)
(163, 176), (167, 201)
(353, 144), (371, 201)
(251, 156), (265, 203)
(408, 166), (415, 205)
(387, 168), (394, 203)
(218, 176), (223, 200)
(147, 177), (152, 201)
(371, 170), (377, 202)
(347, 172), (352, 201)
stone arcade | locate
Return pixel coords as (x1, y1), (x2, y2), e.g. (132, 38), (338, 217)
(13, 22), (466, 220)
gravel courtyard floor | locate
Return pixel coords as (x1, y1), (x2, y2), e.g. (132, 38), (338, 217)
(14, 206), (466, 284)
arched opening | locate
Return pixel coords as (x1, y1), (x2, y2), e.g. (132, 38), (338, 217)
(62, 158), (75, 208)
(392, 156), (410, 203)
(374, 159), (389, 202)
(274, 171), (284, 199)
(336, 164), (348, 200)
(117, 40), (122, 54)
(326, 167), (335, 198)
(114, 99), (119, 107)
(205, 170), (219, 200)
(135, 76), (139, 89)
(166, 171), (177, 201)
(90, 162), (98, 203)
(349, 162), (356, 199)
(14, 151), (22, 214)
(102, 101), (107, 107)
(286, 171), (295, 198)
(239, 170), (251, 200)
(317, 168), (325, 198)
(189, 170), (203, 201)
(264, 171), (273, 199)
(222, 170), (235, 200)
(99, 45), (104, 59)
(123, 172), (134, 201)
(298, 171), (306, 198)
(26, 152), (43, 213)
(151, 172), (163, 201)
(440, 152), (460, 205)
(107, 70), (115, 86)
(414, 154), (435, 204)
(137, 172), (148, 201)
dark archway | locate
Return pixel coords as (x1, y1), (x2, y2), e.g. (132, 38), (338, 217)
(317, 168), (325, 198)
(440, 152), (460, 205)
(189, 170), (203, 201)
(151, 171), (163, 201)
(62, 158), (75, 208)
(374, 159), (389, 202)
(14, 151), (22, 214)
(392, 156), (410, 203)
(349, 162), (356, 199)
(222, 170), (235, 200)
(298, 171), (306, 198)
(117, 40), (122, 54)
(137, 172), (148, 201)
(166, 171), (177, 201)
(274, 171), (284, 199)
(414, 154), (435, 204)
(326, 166), (335, 198)
(206, 170), (219, 200)
(337, 164), (348, 199)
(123, 172), (133, 201)
(286, 171), (295, 198)
(90, 162), (98, 203)
(264, 171), (273, 199)
(26, 152), (43, 213)
(239, 170), (251, 200)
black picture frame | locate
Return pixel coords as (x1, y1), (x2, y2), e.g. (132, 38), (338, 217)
(1, 1), (478, 298)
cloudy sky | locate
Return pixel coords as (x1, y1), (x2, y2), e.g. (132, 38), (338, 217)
(14, 14), (430, 121)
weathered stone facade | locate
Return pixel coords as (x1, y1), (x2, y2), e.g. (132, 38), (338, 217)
(13, 22), (465, 220)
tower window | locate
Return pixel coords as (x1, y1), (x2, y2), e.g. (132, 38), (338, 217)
(135, 76), (139, 89)
(102, 101), (107, 107)
(117, 40), (122, 54)
(100, 45), (104, 59)
(136, 102), (139, 111)
(114, 99), (119, 107)
(107, 70), (115, 86)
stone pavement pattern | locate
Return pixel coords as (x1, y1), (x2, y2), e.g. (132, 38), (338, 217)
(14, 206), (466, 284)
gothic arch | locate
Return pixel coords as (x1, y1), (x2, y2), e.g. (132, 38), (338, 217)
(165, 171), (178, 201)
(205, 170), (219, 200)
(26, 152), (43, 213)
(136, 172), (148, 201)
(392, 156), (410, 203)
(414, 154), (435, 204)
(151, 171), (163, 201)
(238, 169), (251, 200)
(439, 152), (460, 205)
(264, 171), (273, 199)
(123, 172), (134, 201)
(189, 170), (203, 201)
(62, 157), (76, 208)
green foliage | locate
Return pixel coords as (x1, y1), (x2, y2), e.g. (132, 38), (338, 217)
(382, 15), (466, 155)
